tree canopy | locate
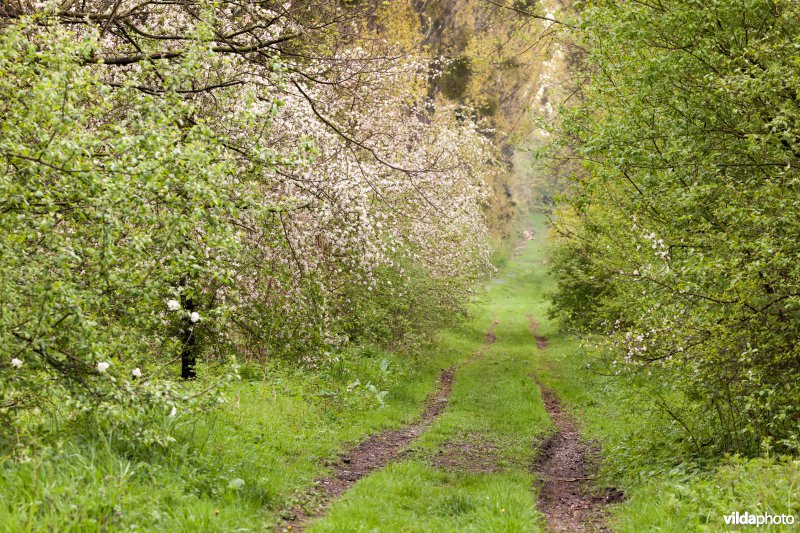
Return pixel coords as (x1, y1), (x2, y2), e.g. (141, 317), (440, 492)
(0, 0), (500, 443)
(550, 0), (800, 454)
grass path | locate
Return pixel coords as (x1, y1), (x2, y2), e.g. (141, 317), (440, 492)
(280, 217), (800, 533)
(296, 213), (615, 532)
(279, 323), (500, 532)
(278, 367), (457, 531)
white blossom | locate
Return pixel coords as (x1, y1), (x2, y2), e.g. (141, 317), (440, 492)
(97, 361), (110, 373)
(190, 311), (200, 323)
(11, 358), (22, 369)
(167, 299), (181, 311)
(131, 367), (142, 378)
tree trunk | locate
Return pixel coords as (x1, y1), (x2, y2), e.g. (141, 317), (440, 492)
(180, 282), (197, 380)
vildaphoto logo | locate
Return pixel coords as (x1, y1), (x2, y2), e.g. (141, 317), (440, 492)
(723, 511), (795, 527)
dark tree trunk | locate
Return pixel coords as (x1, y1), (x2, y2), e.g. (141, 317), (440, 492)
(180, 281), (197, 380)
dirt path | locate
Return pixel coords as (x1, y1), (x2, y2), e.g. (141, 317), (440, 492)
(527, 315), (548, 349)
(278, 322), (498, 532)
(529, 319), (623, 532)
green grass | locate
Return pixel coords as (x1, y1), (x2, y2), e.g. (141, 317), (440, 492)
(7, 212), (796, 532)
(311, 462), (541, 533)
(533, 331), (800, 531)
(0, 344), (466, 531)
(309, 214), (555, 532)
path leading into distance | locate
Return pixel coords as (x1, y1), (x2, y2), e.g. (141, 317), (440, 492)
(279, 215), (619, 532)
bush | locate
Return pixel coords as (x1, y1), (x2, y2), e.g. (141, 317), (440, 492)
(0, 4), (495, 447)
(550, 0), (800, 454)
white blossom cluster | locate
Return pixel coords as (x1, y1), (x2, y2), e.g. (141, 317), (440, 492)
(36, 0), (497, 360)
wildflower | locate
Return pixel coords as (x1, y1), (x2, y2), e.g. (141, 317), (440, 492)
(169, 406), (177, 417)
(97, 361), (110, 373)
(131, 367), (142, 378)
(167, 299), (181, 311)
(11, 358), (22, 369)
(190, 311), (200, 323)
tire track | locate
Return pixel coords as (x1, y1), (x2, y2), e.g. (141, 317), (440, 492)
(277, 321), (498, 532)
(529, 318), (623, 532)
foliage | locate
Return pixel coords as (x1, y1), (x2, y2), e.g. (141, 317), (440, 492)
(0, 19), (241, 446)
(549, 0), (800, 455)
(0, 0), (498, 443)
(418, 0), (564, 237)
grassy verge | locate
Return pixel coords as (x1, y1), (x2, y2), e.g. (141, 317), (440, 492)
(0, 342), (468, 531)
(308, 214), (554, 532)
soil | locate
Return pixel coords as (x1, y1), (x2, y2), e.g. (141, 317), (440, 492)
(527, 316), (548, 349)
(277, 367), (453, 531)
(277, 321), (499, 532)
(528, 317), (623, 531)
(533, 382), (623, 532)
(433, 436), (502, 473)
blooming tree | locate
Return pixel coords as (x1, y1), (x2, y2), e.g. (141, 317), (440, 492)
(0, 0), (497, 438)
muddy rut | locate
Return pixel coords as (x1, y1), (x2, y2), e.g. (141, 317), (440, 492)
(529, 319), (623, 532)
(278, 322), (498, 532)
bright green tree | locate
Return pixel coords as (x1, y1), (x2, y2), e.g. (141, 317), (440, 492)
(550, 0), (800, 454)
